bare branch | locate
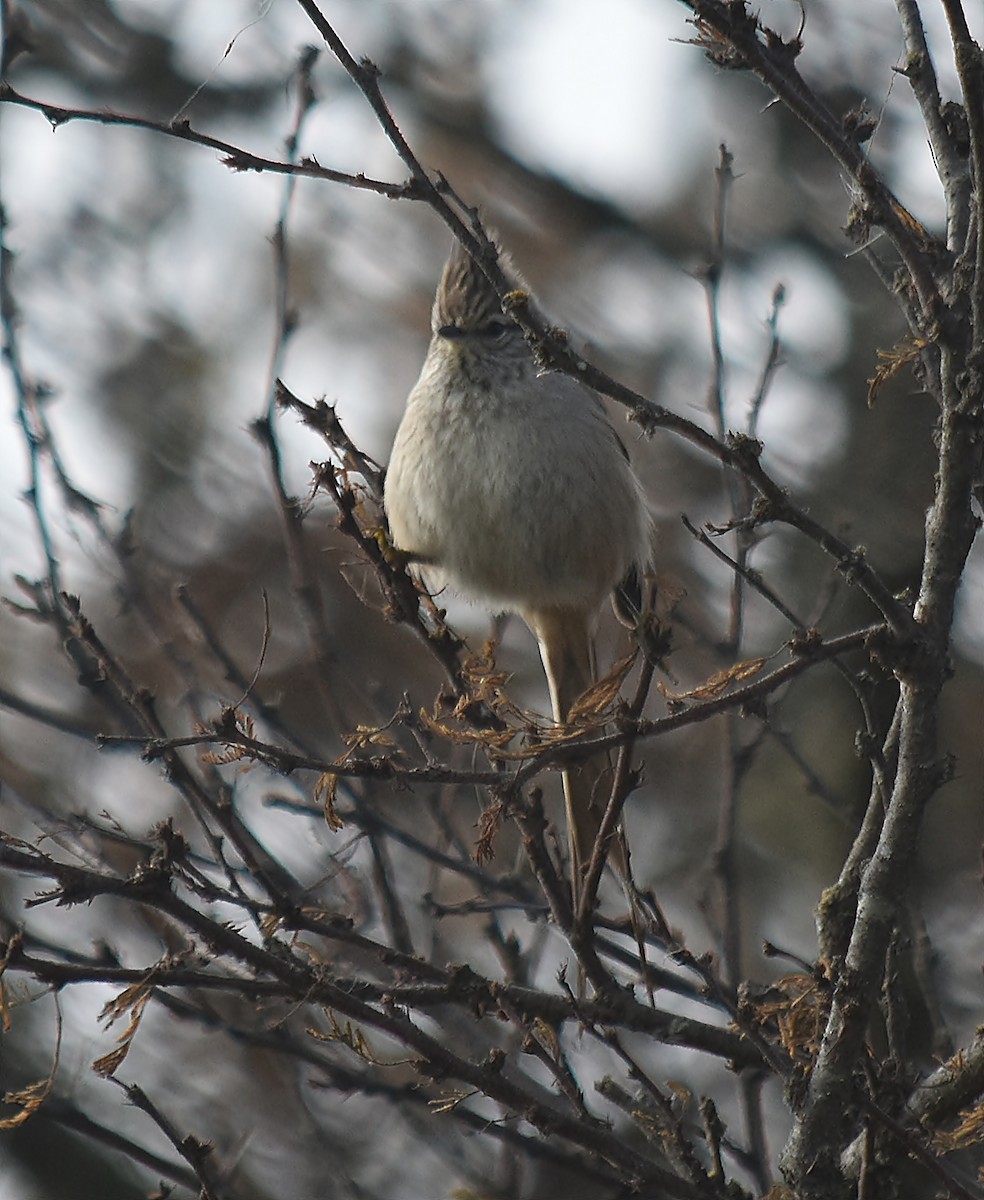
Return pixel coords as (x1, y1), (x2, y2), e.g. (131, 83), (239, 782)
(0, 81), (415, 198)
(893, 0), (971, 251)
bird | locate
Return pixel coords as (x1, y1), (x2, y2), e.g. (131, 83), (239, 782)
(384, 237), (652, 907)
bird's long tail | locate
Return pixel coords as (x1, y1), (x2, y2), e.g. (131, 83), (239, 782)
(529, 607), (618, 910)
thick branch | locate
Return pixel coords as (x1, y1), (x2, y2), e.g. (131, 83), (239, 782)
(894, 0), (971, 252)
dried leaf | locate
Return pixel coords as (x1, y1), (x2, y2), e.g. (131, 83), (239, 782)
(934, 1100), (984, 1153)
(532, 1018), (561, 1061)
(343, 723), (397, 751)
(309, 1010), (371, 1060)
(890, 198), (931, 240)
(428, 1087), (476, 1114)
(867, 335), (929, 406)
(259, 910), (284, 938)
(568, 652), (636, 721)
(0, 932), (20, 1034)
(201, 709), (256, 765)
(687, 20), (749, 69)
(746, 974), (829, 1067)
(1, 1075), (54, 1129)
(91, 1043), (131, 1078)
(658, 657), (767, 702)
(461, 643), (512, 705)
(93, 984), (152, 1077)
(666, 1080), (693, 1108)
(418, 704), (517, 751)
(201, 747), (247, 765)
(315, 772), (343, 831)
(474, 799), (504, 865)
(2, 997), (62, 1128)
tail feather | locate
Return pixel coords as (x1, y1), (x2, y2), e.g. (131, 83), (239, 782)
(528, 607), (613, 908)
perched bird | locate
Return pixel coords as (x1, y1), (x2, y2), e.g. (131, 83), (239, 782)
(384, 238), (652, 904)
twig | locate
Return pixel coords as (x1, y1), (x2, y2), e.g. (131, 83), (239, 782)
(0, 82), (414, 197)
(263, 45), (319, 424)
(704, 144), (733, 441)
(748, 284), (786, 439)
(46, 861), (713, 1192)
(96, 623), (884, 791)
(107, 1077), (226, 1200)
(1, 935), (758, 1064)
(63, 594), (305, 906)
(679, 0), (947, 323)
(681, 516), (804, 635)
(36, 1097), (200, 1192)
(576, 649), (656, 926)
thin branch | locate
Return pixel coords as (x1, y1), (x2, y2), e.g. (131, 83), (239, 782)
(0, 854), (720, 1194)
(703, 143), (733, 441)
(0, 82), (415, 198)
(95, 624), (883, 796)
(1, 940), (754, 1062)
(36, 1097), (200, 1192)
(0, 685), (100, 741)
(576, 648), (655, 926)
(679, 0), (947, 323)
(249, 416), (353, 735)
(681, 516), (804, 635)
(62, 594), (305, 906)
(107, 1077), (226, 1200)
(263, 44), (319, 422)
(748, 284), (786, 439)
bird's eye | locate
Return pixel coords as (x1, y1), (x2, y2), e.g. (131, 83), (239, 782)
(484, 318), (513, 339)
